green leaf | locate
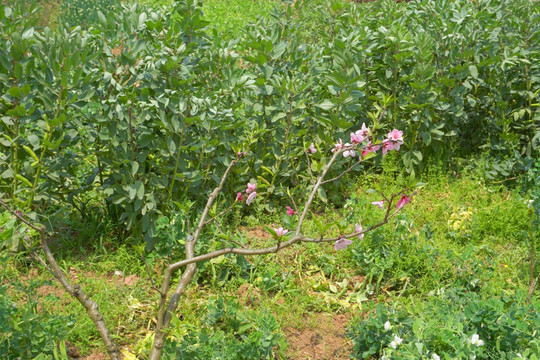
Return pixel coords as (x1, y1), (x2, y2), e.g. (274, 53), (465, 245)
(264, 226), (278, 239)
(22, 28), (34, 40)
(8, 87), (21, 99)
(135, 180), (144, 200)
(412, 318), (422, 338)
(315, 100), (334, 111)
(167, 137), (176, 154)
(131, 162), (139, 176)
(27, 134), (40, 149)
(421, 132), (431, 146)
(1, 169), (14, 179)
(469, 65), (478, 79)
(317, 187), (328, 203)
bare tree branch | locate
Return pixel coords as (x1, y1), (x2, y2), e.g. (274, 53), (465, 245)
(0, 199), (122, 360)
(320, 159), (362, 185)
(203, 201), (236, 226)
(295, 149), (340, 236)
(150, 157), (239, 360)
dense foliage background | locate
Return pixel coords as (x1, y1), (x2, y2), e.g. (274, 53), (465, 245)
(1, 0), (538, 249)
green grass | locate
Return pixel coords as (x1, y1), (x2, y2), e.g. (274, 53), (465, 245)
(202, 0), (282, 40)
(3, 169), (535, 357)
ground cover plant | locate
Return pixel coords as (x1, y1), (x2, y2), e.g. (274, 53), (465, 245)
(0, 0), (539, 359)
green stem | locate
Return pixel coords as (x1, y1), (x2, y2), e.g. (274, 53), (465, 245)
(166, 126), (186, 207)
(528, 213), (536, 302)
(27, 131), (49, 207)
(270, 92), (295, 188)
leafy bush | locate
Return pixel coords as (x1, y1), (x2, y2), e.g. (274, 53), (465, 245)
(58, 0), (120, 28)
(161, 296), (286, 360)
(1, 0), (538, 252)
(0, 276), (73, 359)
(348, 289), (540, 359)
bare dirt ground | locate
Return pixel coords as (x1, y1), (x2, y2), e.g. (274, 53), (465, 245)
(284, 313), (353, 360)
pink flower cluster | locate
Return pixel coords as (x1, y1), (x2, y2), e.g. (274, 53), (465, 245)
(371, 195), (411, 210)
(381, 129), (404, 155)
(331, 124), (404, 160)
(334, 224), (364, 251)
(274, 227), (288, 237)
(236, 182), (257, 205)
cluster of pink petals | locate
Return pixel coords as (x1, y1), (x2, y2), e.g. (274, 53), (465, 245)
(274, 227), (288, 237)
(396, 195), (410, 210)
(236, 182), (257, 205)
(331, 125), (404, 160)
(350, 132), (364, 144)
(350, 123), (369, 144)
(382, 129), (404, 155)
(332, 139), (344, 153)
(361, 142), (380, 158)
(308, 143), (317, 154)
(371, 195), (411, 210)
(246, 182), (256, 194)
(355, 223), (364, 240)
(334, 235), (353, 250)
(286, 206), (296, 216)
(342, 145), (356, 158)
(246, 191), (257, 205)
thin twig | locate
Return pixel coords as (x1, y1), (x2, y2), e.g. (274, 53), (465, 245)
(284, 188), (299, 214)
(203, 202), (236, 226)
(304, 149), (315, 183)
(0, 199), (44, 232)
(321, 159), (362, 185)
(140, 254), (158, 292)
(214, 219), (247, 248)
(376, 189), (390, 203)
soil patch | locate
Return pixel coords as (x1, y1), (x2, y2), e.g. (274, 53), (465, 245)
(284, 313), (352, 360)
(81, 353), (107, 360)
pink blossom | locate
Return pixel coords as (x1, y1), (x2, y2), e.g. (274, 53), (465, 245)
(286, 206), (296, 216)
(355, 223), (364, 240)
(334, 236), (353, 250)
(236, 192), (244, 202)
(246, 182), (256, 194)
(382, 129), (404, 155)
(343, 144), (356, 158)
(274, 227), (288, 237)
(372, 200), (384, 209)
(396, 195), (410, 210)
(350, 131), (365, 144)
(361, 142), (380, 158)
(246, 191), (257, 205)
(359, 123), (370, 138)
(387, 129), (404, 143)
(308, 143), (317, 154)
(381, 140), (392, 155)
(332, 139), (344, 153)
